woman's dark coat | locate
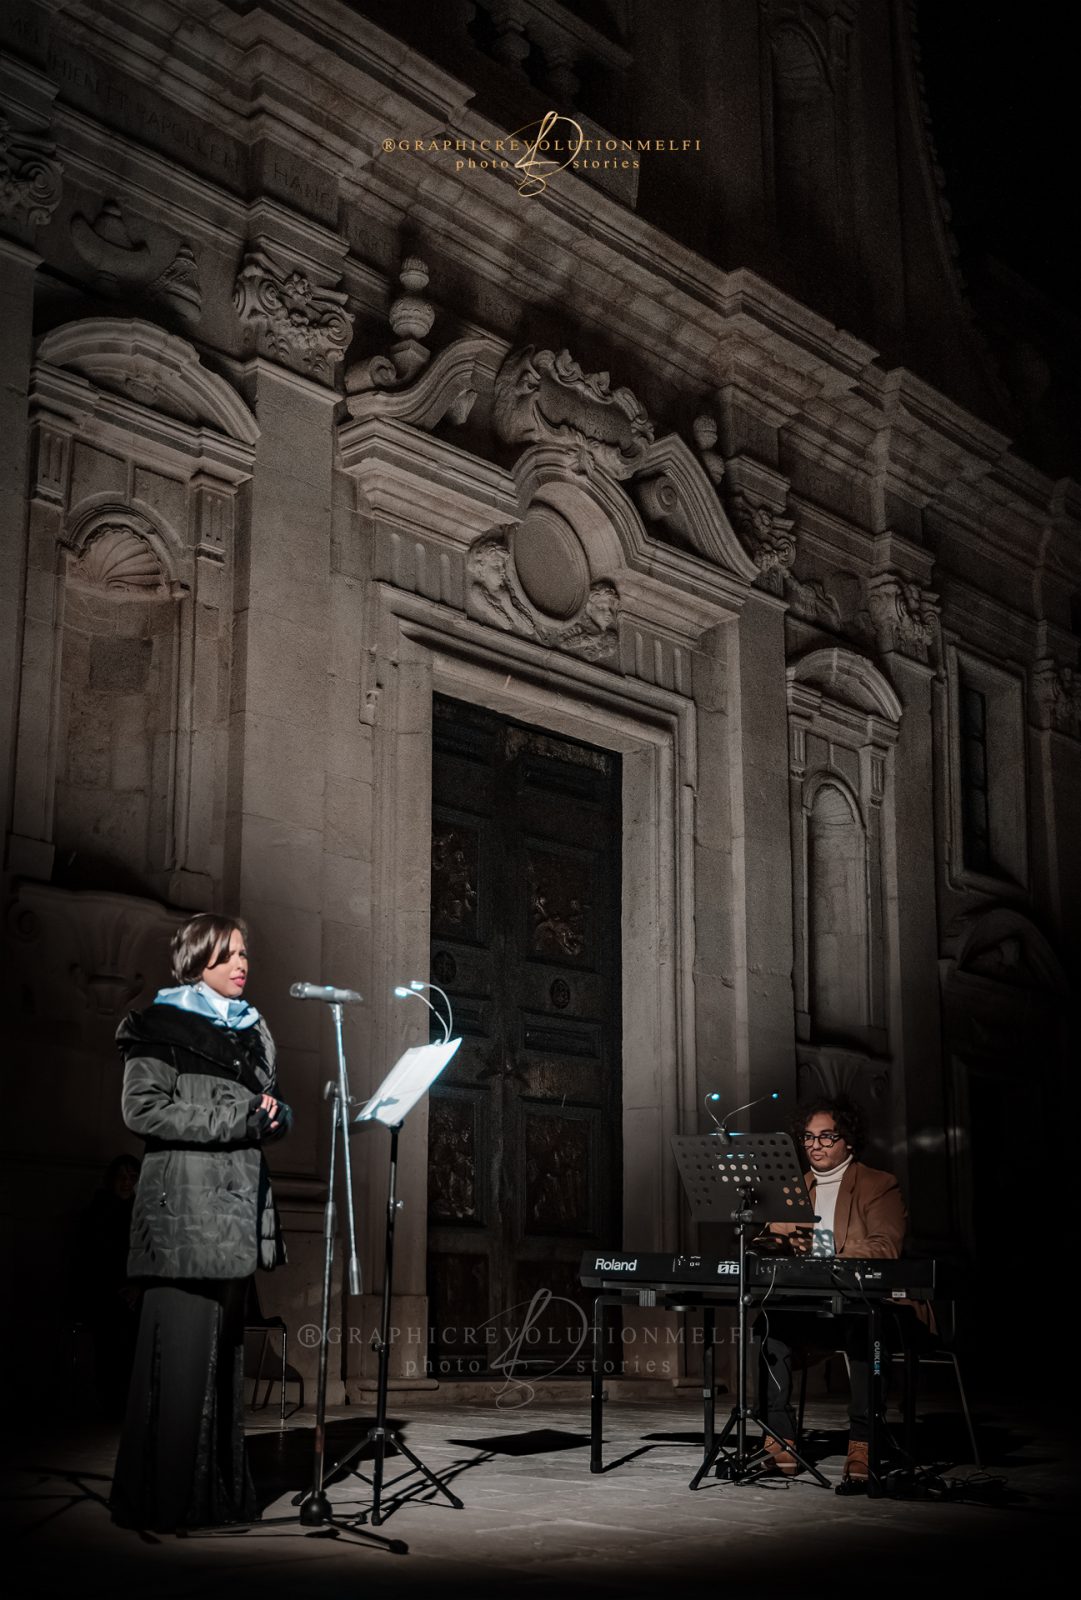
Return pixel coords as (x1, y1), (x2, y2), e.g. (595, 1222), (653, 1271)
(117, 1004), (290, 1280)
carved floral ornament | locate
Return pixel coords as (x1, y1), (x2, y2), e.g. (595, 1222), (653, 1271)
(493, 346), (654, 480)
(0, 113), (64, 228)
(233, 249), (354, 380)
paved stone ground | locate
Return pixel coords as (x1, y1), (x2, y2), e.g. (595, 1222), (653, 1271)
(3, 1391), (1069, 1599)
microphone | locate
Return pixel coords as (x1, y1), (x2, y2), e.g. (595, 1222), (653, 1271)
(705, 1090), (780, 1145)
(289, 982), (364, 1005)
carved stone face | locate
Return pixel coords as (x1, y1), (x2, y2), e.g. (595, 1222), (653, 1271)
(472, 541), (508, 583)
(585, 583), (619, 631)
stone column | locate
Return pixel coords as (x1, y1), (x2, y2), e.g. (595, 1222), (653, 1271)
(0, 240), (40, 847)
(225, 360), (340, 1384)
(881, 652), (948, 1241)
(726, 588), (798, 1114)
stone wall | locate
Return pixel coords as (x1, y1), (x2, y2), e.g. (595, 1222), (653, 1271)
(1, 0), (1077, 1398)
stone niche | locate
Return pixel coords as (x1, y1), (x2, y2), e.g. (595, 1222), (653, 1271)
(54, 515), (181, 896)
(786, 647), (902, 1055)
(8, 317), (257, 903)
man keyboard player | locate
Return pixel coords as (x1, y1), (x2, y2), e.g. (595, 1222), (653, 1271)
(756, 1095), (910, 1486)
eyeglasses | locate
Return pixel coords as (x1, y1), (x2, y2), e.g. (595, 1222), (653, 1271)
(801, 1131), (843, 1147)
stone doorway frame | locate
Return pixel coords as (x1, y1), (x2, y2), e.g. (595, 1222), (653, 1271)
(364, 586), (702, 1303)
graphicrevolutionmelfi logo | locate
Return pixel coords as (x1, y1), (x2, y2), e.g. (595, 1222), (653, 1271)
(381, 111), (701, 198)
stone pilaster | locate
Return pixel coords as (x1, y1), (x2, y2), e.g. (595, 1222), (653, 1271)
(226, 359), (337, 1239)
(0, 239), (38, 855)
(726, 589), (798, 1114)
(881, 652), (948, 1242)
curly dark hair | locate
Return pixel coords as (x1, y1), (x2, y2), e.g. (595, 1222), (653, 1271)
(791, 1095), (865, 1156)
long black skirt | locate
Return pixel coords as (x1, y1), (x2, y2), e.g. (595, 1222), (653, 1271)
(110, 1277), (256, 1531)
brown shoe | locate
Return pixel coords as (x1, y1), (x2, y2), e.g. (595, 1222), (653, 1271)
(843, 1439), (869, 1483)
(763, 1435), (800, 1477)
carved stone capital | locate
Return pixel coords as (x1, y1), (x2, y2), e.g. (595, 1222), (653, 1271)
(233, 249), (354, 380)
(493, 346), (653, 480)
(866, 573), (939, 661)
(729, 491), (796, 595)
(1031, 658), (1080, 737)
(0, 113), (63, 229)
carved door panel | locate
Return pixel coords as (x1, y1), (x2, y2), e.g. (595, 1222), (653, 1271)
(427, 695), (622, 1377)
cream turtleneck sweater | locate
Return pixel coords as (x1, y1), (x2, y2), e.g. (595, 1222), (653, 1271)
(810, 1153), (853, 1257)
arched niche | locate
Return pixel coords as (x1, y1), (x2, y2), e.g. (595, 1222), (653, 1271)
(10, 317), (257, 902)
(787, 647), (900, 1053)
(805, 775), (868, 1038)
(52, 509), (183, 896)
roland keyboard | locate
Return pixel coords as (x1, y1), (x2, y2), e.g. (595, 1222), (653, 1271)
(579, 1251), (939, 1298)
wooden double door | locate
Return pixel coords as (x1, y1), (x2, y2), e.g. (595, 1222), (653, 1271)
(426, 696), (622, 1376)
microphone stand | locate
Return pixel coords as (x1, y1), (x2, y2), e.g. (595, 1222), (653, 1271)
(298, 1000), (362, 1523)
(196, 993), (401, 1552)
(318, 984), (464, 1525)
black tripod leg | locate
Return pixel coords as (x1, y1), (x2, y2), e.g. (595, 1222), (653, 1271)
(590, 1296), (605, 1473)
(370, 1429), (386, 1525)
(381, 1431), (463, 1513)
(689, 1439), (723, 1490)
(690, 1404), (738, 1489)
(325, 1424), (463, 1524)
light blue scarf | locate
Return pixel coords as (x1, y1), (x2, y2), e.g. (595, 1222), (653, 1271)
(153, 982), (261, 1031)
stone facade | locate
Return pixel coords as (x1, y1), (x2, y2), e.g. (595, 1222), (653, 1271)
(1, 1), (1076, 1398)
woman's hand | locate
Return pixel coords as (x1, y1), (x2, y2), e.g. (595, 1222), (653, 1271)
(259, 1092), (281, 1131)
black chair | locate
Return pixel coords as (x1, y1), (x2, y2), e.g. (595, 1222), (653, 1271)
(244, 1282), (299, 1425)
(896, 1300), (981, 1467)
(795, 1301), (981, 1468)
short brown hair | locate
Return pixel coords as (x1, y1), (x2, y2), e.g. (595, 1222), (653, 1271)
(171, 913), (248, 985)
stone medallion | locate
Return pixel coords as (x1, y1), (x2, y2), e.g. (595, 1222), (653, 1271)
(511, 504), (589, 620)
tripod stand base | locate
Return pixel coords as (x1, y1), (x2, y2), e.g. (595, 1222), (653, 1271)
(328, 1425), (464, 1525)
(690, 1407), (831, 1491)
(298, 1490), (333, 1525)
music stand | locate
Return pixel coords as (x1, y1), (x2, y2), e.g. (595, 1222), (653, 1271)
(322, 1038), (463, 1525)
(671, 1130), (829, 1488)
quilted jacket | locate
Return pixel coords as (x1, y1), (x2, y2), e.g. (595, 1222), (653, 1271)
(117, 1003), (291, 1280)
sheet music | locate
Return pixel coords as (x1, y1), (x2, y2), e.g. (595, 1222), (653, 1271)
(353, 1038), (461, 1126)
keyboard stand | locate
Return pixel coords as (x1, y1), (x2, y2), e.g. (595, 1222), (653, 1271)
(690, 1180), (830, 1491)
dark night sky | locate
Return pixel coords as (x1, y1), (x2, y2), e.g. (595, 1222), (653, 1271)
(916, 1), (1077, 307)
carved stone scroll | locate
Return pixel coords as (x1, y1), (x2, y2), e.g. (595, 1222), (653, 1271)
(0, 113), (63, 228)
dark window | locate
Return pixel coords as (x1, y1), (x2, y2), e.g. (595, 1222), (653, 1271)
(960, 685), (991, 873)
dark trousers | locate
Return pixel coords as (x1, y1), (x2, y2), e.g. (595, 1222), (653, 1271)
(756, 1309), (881, 1443)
